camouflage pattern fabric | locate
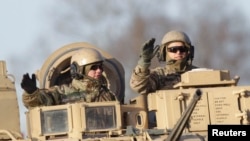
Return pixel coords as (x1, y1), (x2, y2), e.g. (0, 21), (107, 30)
(130, 64), (197, 95)
(22, 76), (116, 108)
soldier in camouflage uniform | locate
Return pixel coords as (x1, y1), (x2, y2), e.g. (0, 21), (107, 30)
(130, 30), (198, 95)
(21, 47), (116, 108)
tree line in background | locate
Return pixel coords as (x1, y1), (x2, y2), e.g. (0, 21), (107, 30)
(45, 0), (250, 101)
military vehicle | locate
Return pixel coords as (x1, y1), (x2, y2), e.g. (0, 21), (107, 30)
(1, 42), (250, 141)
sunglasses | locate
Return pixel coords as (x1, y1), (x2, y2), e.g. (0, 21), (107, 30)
(167, 46), (188, 53)
(90, 64), (103, 70)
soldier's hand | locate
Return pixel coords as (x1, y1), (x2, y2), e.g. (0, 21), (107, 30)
(21, 73), (38, 94)
(138, 38), (156, 68)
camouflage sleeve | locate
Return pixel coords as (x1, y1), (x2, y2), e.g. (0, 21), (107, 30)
(22, 84), (76, 108)
(22, 89), (44, 108)
(95, 90), (117, 102)
(22, 89), (58, 108)
(130, 65), (160, 95)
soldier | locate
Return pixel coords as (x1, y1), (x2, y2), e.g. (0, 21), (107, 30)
(130, 30), (198, 95)
(130, 30), (198, 127)
(21, 47), (116, 108)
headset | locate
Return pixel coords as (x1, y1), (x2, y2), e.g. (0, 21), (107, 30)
(70, 62), (84, 79)
(157, 44), (166, 62)
(189, 45), (194, 62)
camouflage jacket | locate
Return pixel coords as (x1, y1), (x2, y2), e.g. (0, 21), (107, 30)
(130, 65), (198, 95)
(22, 76), (116, 108)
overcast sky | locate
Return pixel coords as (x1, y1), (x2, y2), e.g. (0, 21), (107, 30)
(1, 0), (250, 137)
(1, 1), (45, 57)
(1, 0), (250, 61)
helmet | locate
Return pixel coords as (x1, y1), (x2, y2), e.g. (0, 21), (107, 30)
(161, 30), (191, 46)
(71, 47), (104, 66)
(70, 47), (104, 78)
(158, 30), (194, 62)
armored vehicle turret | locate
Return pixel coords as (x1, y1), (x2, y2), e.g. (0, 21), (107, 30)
(1, 42), (250, 141)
